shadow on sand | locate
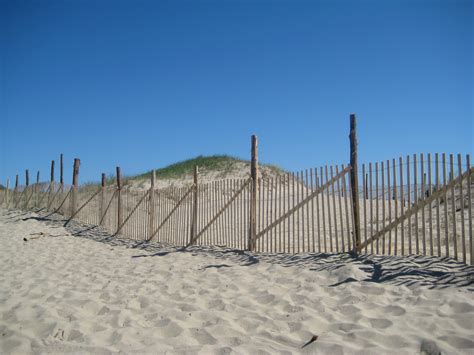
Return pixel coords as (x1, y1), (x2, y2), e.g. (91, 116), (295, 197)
(6, 208), (473, 291)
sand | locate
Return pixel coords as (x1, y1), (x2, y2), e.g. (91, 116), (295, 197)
(0, 208), (473, 354)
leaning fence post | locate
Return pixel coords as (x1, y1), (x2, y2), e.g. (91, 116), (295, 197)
(116, 166), (122, 234)
(190, 166), (199, 245)
(349, 114), (361, 253)
(249, 135), (258, 251)
(99, 173), (106, 225)
(148, 170), (156, 240)
(71, 159), (80, 216)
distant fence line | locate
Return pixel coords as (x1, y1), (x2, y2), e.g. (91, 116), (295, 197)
(1, 114), (472, 265)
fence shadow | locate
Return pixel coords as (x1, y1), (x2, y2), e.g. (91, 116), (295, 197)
(7, 209), (474, 291)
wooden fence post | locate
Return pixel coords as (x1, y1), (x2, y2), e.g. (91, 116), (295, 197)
(249, 134), (258, 251)
(49, 160), (55, 208)
(60, 153), (64, 193)
(24, 169), (29, 208)
(190, 166), (199, 245)
(36, 171), (40, 208)
(116, 166), (122, 234)
(14, 174), (19, 207)
(148, 170), (156, 240)
(349, 114), (361, 252)
(71, 159), (80, 216)
(100, 173), (106, 225)
(5, 178), (10, 208)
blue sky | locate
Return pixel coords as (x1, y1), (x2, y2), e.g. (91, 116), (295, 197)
(1, 0), (472, 185)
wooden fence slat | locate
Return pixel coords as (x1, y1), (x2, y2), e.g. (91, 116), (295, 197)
(336, 165), (345, 253)
(342, 165), (351, 253)
(148, 185), (195, 242)
(360, 167), (473, 250)
(406, 156), (412, 254)
(331, 166), (338, 252)
(375, 162), (379, 254)
(399, 157), (404, 255)
(435, 153), (441, 256)
(458, 154), (466, 263)
(190, 179), (251, 246)
(324, 166), (332, 252)
(320, 167), (327, 253)
(442, 153), (449, 257)
(255, 166), (351, 242)
(428, 153), (433, 256)
(306, 170), (311, 253)
(310, 169), (315, 252)
(369, 163), (374, 254)
(392, 159), (398, 255)
(381, 161), (386, 254)
(297, 172), (301, 253)
(315, 169), (321, 253)
(450, 154), (457, 260)
(420, 154), (426, 255)
(414, 154), (419, 254)
(64, 188), (101, 226)
(467, 155), (472, 265)
(387, 160), (392, 254)
(362, 164), (367, 254)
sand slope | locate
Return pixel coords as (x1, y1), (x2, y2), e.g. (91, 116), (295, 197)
(0, 208), (473, 354)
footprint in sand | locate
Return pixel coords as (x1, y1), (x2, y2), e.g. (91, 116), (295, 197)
(190, 328), (217, 345)
(369, 318), (393, 329)
(384, 305), (406, 316)
(156, 320), (183, 338)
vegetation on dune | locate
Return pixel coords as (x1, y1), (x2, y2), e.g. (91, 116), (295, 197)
(81, 155), (284, 188)
(135, 155), (283, 181)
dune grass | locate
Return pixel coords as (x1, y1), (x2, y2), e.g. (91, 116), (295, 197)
(92, 155), (283, 187)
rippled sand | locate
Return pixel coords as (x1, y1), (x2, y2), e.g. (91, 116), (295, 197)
(0, 208), (473, 354)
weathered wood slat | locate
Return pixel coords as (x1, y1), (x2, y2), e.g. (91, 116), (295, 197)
(466, 155), (472, 265)
(450, 154), (457, 260)
(458, 154), (466, 263)
(435, 153), (441, 257)
(148, 185), (195, 242)
(190, 179), (251, 246)
(115, 190), (150, 236)
(64, 188), (101, 226)
(399, 157), (404, 255)
(256, 166), (351, 241)
(360, 167), (473, 251)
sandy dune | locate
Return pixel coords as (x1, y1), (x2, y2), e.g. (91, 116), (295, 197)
(0, 208), (473, 354)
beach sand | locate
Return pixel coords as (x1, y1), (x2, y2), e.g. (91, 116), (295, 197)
(0, 208), (473, 354)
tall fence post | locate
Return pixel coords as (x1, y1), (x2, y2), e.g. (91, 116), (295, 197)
(5, 178), (10, 208)
(116, 166), (122, 234)
(100, 173), (106, 225)
(36, 171), (40, 208)
(60, 153), (64, 193)
(349, 114), (361, 253)
(24, 169), (29, 208)
(71, 159), (80, 216)
(190, 166), (199, 245)
(49, 160), (55, 209)
(148, 170), (156, 241)
(249, 134), (258, 251)
(14, 174), (19, 208)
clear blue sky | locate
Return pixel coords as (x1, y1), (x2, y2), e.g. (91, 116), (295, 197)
(1, 0), (472, 185)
